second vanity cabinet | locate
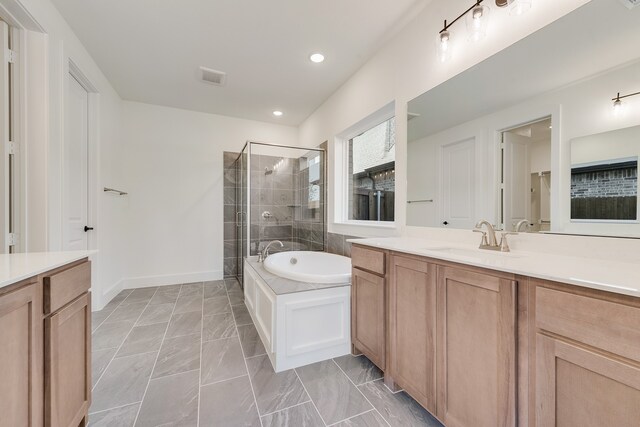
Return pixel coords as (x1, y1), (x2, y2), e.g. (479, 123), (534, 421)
(0, 258), (92, 427)
(352, 244), (640, 427)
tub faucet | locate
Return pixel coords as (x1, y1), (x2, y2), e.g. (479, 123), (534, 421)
(258, 240), (284, 262)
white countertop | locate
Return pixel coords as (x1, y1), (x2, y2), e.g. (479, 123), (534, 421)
(0, 251), (95, 290)
(348, 237), (640, 298)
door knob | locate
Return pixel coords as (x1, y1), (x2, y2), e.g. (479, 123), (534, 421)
(442, 221), (449, 226)
(84, 226), (94, 232)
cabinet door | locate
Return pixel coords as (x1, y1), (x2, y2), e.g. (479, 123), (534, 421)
(45, 292), (91, 427)
(536, 334), (640, 427)
(0, 283), (43, 427)
(351, 267), (385, 369)
(436, 266), (516, 427)
(389, 255), (436, 412)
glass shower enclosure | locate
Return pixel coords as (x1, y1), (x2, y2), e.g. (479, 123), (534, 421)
(233, 142), (326, 284)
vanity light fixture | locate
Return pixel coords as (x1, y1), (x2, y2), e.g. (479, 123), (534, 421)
(495, 0), (532, 15)
(612, 90), (640, 114)
(438, 0), (490, 62)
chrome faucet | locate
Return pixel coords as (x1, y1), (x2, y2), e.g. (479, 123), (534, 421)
(515, 219), (530, 232)
(257, 240), (284, 262)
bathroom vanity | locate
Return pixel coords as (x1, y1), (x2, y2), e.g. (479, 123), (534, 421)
(0, 252), (93, 427)
(350, 239), (640, 427)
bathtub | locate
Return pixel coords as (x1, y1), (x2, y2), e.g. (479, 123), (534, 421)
(264, 251), (351, 284)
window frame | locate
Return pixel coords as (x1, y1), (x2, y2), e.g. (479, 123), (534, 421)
(334, 103), (397, 229)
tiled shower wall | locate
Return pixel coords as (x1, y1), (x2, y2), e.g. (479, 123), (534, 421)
(223, 152), (239, 278)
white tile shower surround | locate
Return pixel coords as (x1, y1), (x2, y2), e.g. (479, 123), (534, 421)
(89, 280), (443, 427)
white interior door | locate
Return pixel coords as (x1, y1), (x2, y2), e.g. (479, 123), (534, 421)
(440, 138), (476, 229)
(63, 73), (89, 251)
(0, 21), (9, 254)
(503, 132), (531, 231)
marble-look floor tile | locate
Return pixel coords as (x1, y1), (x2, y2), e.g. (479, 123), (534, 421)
(296, 360), (372, 425)
(247, 355), (309, 415)
(121, 288), (157, 305)
(92, 347), (117, 388)
(203, 296), (231, 315)
(103, 290), (133, 311)
(228, 290), (245, 305)
(104, 302), (148, 323)
(237, 323), (266, 358)
(93, 321), (134, 351)
(153, 333), (201, 379)
(89, 403), (140, 427)
(179, 282), (203, 297)
(334, 354), (383, 385)
(261, 402), (324, 427)
(203, 312), (237, 341)
(136, 303), (174, 325)
(92, 310), (111, 332)
(90, 352), (157, 413)
(199, 376), (261, 427)
(148, 289), (179, 305)
(232, 303), (253, 326)
(204, 280), (227, 298)
(135, 370), (199, 427)
(201, 337), (247, 385)
(333, 410), (389, 427)
(165, 311), (202, 338)
(225, 279), (242, 292)
(358, 380), (443, 427)
(174, 294), (203, 314)
(116, 322), (167, 358)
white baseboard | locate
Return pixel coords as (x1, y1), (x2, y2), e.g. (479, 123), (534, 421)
(121, 270), (224, 290)
(93, 278), (125, 312)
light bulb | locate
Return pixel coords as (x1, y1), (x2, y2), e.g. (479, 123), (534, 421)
(613, 97), (624, 116)
(437, 30), (452, 63)
(466, 4), (489, 42)
(510, 0), (532, 16)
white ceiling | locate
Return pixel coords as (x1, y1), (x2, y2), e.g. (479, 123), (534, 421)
(50, 0), (424, 125)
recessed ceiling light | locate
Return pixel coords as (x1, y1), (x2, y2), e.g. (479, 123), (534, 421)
(309, 53), (325, 63)
(273, 110), (284, 117)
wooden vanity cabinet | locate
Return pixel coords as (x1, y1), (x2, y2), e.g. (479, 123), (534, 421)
(436, 265), (517, 427)
(528, 279), (640, 427)
(388, 254), (437, 412)
(0, 280), (43, 427)
(0, 259), (91, 427)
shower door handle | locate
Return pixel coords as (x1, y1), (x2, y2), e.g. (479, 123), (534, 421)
(236, 212), (242, 226)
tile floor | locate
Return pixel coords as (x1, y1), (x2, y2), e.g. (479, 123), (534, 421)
(89, 279), (443, 426)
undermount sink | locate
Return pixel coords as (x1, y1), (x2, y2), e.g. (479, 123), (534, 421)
(421, 246), (525, 260)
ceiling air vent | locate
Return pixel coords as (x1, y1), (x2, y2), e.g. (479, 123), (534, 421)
(619, 0), (640, 9)
(199, 67), (227, 86)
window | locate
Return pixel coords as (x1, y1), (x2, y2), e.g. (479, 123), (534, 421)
(347, 117), (396, 222)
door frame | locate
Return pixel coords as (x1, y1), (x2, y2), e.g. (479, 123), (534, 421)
(63, 59), (98, 253)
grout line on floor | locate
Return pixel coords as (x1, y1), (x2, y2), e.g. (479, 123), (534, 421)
(150, 367), (201, 382)
(332, 359), (392, 427)
(196, 282), (204, 427)
(325, 408), (376, 427)
(200, 373), (249, 388)
(91, 291), (158, 393)
(293, 367), (329, 427)
(259, 399), (313, 418)
(230, 282), (264, 427)
(88, 400), (142, 416)
(131, 286), (180, 426)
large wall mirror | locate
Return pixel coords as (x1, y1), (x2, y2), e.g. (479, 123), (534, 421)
(407, 0), (640, 238)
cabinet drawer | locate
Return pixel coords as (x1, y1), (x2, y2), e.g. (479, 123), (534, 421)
(536, 286), (640, 363)
(351, 245), (385, 276)
(43, 261), (91, 315)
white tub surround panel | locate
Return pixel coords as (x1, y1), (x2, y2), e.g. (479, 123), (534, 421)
(0, 251), (96, 290)
(244, 258), (351, 372)
(348, 237), (640, 298)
